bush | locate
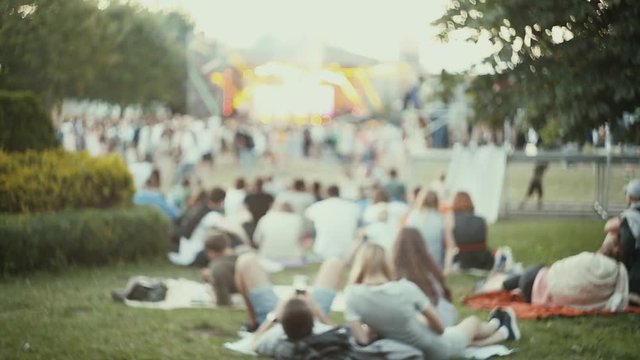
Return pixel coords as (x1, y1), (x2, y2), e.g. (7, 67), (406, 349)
(0, 149), (135, 213)
(0, 90), (59, 152)
(0, 206), (172, 275)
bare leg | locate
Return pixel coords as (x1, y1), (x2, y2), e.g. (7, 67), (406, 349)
(451, 316), (506, 347)
(234, 253), (271, 328)
(313, 257), (347, 291)
(471, 330), (509, 346)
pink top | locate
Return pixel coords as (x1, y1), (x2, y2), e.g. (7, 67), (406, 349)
(531, 267), (552, 306)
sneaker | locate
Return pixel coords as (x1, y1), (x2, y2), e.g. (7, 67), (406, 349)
(239, 321), (258, 333)
(490, 307), (521, 340)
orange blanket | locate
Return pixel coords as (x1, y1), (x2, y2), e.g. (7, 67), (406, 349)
(462, 291), (640, 319)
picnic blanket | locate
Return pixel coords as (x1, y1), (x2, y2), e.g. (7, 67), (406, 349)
(123, 278), (346, 312)
(224, 331), (515, 359)
(463, 290), (640, 319)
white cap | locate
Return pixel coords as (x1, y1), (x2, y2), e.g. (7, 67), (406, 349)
(625, 179), (640, 200)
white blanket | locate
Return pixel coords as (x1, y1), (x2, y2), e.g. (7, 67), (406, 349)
(224, 333), (515, 359)
(124, 279), (346, 312)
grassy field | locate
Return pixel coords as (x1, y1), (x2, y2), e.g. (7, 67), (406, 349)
(192, 155), (636, 209)
(1, 219), (639, 359)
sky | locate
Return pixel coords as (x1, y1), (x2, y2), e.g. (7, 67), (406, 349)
(136, 0), (492, 73)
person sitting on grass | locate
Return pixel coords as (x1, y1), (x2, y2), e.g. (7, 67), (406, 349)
(345, 243), (520, 360)
(598, 178), (640, 304)
(133, 168), (180, 221)
(392, 228), (458, 326)
(200, 232), (239, 306)
(406, 190), (455, 270)
(448, 191), (494, 270)
(253, 201), (305, 265)
(169, 187), (250, 267)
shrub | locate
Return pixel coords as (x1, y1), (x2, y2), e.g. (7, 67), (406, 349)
(0, 90), (59, 152)
(0, 149), (135, 213)
(0, 206), (172, 275)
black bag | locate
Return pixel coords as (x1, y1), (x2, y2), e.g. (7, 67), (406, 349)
(120, 277), (168, 302)
(275, 327), (370, 360)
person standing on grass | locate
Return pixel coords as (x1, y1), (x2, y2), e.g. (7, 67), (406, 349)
(519, 162), (548, 210)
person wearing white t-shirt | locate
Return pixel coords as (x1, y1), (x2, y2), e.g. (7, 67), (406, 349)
(225, 178), (248, 221)
(363, 188), (409, 230)
(275, 179), (315, 216)
(305, 185), (359, 259)
(254, 202), (304, 263)
(361, 204), (398, 252)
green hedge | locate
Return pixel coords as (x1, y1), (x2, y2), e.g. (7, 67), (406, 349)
(0, 149), (135, 213)
(0, 90), (58, 152)
(0, 206), (171, 275)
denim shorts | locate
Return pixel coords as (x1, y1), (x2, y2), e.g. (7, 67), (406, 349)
(309, 286), (337, 316)
(249, 284), (280, 325)
(249, 285), (337, 325)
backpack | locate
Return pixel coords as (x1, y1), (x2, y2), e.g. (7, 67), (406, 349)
(619, 216), (640, 293)
(274, 327), (371, 360)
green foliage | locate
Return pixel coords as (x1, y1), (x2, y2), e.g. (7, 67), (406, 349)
(0, 149), (135, 213)
(0, 206), (171, 275)
(436, 0), (640, 142)
(433, 70), (466, 106)
(85, 3), (192, 112)
(0, 90), (58, 151)
(539, 118), (562, 148)
(0, 0), (192, 110)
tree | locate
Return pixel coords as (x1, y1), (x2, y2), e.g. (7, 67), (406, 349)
(86, 3), (192, 112)
(0, 0), (192, 111)
(436, 0), (640, 143)
(0, 0), (110, 107)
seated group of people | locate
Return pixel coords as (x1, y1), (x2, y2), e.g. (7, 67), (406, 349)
(203, 178), (640, 359)
(167, 178), (496, 275)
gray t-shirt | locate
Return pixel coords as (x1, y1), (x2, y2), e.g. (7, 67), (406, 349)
(345, 279), (451, 360)
(406, 210), (446, 268)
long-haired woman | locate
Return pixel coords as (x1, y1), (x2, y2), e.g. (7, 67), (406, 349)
(449, 191), (494, 270)
(345, 243), (520, 360)
(392, 227), (458, 326)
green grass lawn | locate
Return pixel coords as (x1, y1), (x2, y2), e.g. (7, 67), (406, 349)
(196, 157), (635, 208)
(1, 219), (639, 359)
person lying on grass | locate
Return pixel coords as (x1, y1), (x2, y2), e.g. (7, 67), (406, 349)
(345, 243), (520, 360)
(480, 239), (633, 309)
(392, 227), (458, 326)
(231, 252), (347, 353)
